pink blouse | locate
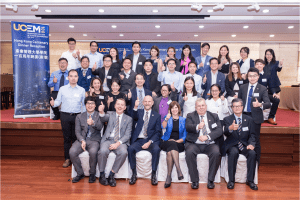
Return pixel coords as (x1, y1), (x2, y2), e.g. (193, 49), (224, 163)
(181, 57), (191, 75)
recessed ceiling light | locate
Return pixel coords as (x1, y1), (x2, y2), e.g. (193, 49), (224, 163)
(194, 34), (198, 37)
(119, 34), (124, 37)
(157, 34), (161, 37)
(288, 26), (294, 29)
(243, 25), (249, 29)
(152, 9), (158, 13)
(270, 34), (275, 37)
(83, 34), (87, 36)
(98, 9), (104, 13)
(111, 25), (117, 28)
(207, 10), (213, 13)
(231, 34), (236, 37)
(199, 25), (204, 28)
(262, 9), (269, 13)
(69, 25), (74, 28)
(45, 9), (51, 13)
(155, 25), (160, 28)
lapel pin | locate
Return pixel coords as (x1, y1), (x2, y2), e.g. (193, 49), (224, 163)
(152, 114), (154, 116)
(244, 119), (246, 121)
(209, 120), (211, 122)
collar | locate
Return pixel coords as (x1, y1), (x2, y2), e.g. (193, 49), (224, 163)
(211, 70), (218, 76)
(116, 112), (123, 118)
(133, 53), (140, 58)
(67, 83), (79, 89)
(124, 69), (131, 75)
(144, 109), (152, 114)
(234, 114), (242, 122)
(89, 51), (98, 55)
(81, 68), (88, 71)
(249, 82), (258, 88)
(259, 71), (264, 75)
(87, 111), (95, 118)
(198, 112), (207, 118)
(60, 70), (68, 74)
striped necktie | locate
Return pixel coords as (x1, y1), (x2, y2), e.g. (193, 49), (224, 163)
(138, 90), (144, 109)
(200, 116), (209, 144)
(142, 112), (149, 137)
(114, 115), (120, 142)
(238, 118), (244, 151)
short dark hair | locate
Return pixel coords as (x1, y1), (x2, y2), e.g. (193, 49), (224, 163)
(161, 84), (171, 92)
(123, 57), (132, 64)
(247, 67), (259, 75)
(81, 56), (90, 63)
(232, 98), (243, 106)
(240, 47), (250, 55)
(132, 41), (141, 48)
(209, 57), (218, 64)
(188, 61), (197, 67)
(90, 41), (97, 47)
(103, 54), (112, 61)
(135, 73), (145, 80)
(67, 37), (76, 44)
(58, 58), (68, 63)
(68, 69), (78, 76)
(143, 59), (153, 66)
(255, 59), (265, 65)
(84, 96), (96, 105)
(166, 58), (176, 65)
(111, 78), (121, 87)
(264, 49), (276, 64)
(201, 43), (210, 49)
(150, 45), (160, 57)
(116, 98), (126, 105)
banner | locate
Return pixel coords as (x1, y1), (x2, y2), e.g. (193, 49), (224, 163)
(11, 21), (50, 118)
(97, 42), (201, 62)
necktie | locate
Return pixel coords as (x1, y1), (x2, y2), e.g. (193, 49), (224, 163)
(238, 118), (244, 151)
(87, 114), (91, 138)
(114, 115), (120, 142)
(142, 112), (149, 137)
(59, 73), (65, 88)
(83, 70), (86, 77)
(246, 85), (254, 112)
(138, 90), (143, 109)
(200, 116), (209, 144)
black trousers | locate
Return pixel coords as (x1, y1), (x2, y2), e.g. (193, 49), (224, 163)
(227, 145), (257, 183)
(185, 142), (221, 183)
(268, 94), (280, 119)
(50, 91), (60, 118)
(60, 112), (79, 160)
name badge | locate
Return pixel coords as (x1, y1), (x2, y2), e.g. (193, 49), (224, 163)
(107, 76), (112, 79)
(242, 127), (249, 131)
(154, 60), (157, 63)
(167, 100), (172, 105)
(262, 78), (267, 82)
(211, 123), (217, 128)
(138, 62), (142, 65)
(253, 93), (259, 97)
(87, 75), (91, 79)
(239, 81), (243, 84)
(74, 93), (79, 97)
(99, 95), (104, 99)
(207, 62), (210, 65)
(66, 77), (68, 80)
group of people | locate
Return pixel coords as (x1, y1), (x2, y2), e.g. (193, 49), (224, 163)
(48, 38), (283, 191)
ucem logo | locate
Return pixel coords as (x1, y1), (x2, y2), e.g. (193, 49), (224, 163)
(13, 24), (45, 33)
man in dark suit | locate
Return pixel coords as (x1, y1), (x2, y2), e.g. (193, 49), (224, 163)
(185, 98), (223, 189)
(119, 58), (137, 95)
(127, 74), (152, 117)
(202, 57), (225, 99)
(91, 54), (118, 92)
(128, 95), (162, 185)
(143, 59), (161, 97)
(76, 56), (95, 92)
(224, 98), (257, 190)
(123, 41), (146, 74)
(97, 99), (132, 187)
(238, 67), (271, 165)
(69, 96), (103, 183)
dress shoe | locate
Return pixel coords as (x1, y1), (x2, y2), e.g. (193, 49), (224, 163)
(164, 176), (172, 188)
(151, 174), (158, 186)
(108, 174), (116, 187)
(207, 181), (215, 189)
(227, 181), (235, 189)
(72, 174), (85, 183)
(62, 159), (71, 168)
(89, 174), (96, 183)
(129, 174), (137, 185)
(268, 118), (277, 125)
(164, 182), (171, 188)
(178, 175), (184, 180)
(99, 174), (108, 186)
(246, 181), (258, 190)
(52, 116), (60, 120)
(191, 182), (199, 189)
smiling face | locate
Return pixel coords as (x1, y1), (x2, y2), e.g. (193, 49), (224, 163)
(111, 81), (120, 93)
(135, 74), (145, 88)
(255, 62), (265, 73)
(103, 57), (112, 68)
(195, 100), (207, 116)
(110, 48), (117, 58)
(211, 85), (220, 98)
(232, 101), (243, 115)
(231, 64), (239, 74)
(167, 48), (175, 58)
(132, 44), (141, 54)
(220, 47), (228, 57)
(184, 79), (194, 91)
(248, 71), (259, 85)
(92, 79), (101, 91)
(58, 60), (68, 72)
(115, 99), (126, 115)
(265, 51), (273, 62)
(144, 62), (153, 73)
(143, 96), (154, 111)
(183, 48), (190, 57)
(167, 60), (176, 72)
(161, 85), (170, 98)
(210, 59), (219, 72)
(68, 41), (76, 51)
(123, 59), (132, 70)
(201, 45), (210, 56)
(90, 42), (98, 53)
(86, 100), (96, 113)
(68, 71), (78, 85)
(188, 63), (197, 74)
(240, 49), (248, 59)
(81, 58), (89, 69)
(171, 105), (179, 116)
(150, 49), (158, 57)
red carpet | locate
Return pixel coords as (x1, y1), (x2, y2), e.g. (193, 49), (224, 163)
(0, 108), (299, 127)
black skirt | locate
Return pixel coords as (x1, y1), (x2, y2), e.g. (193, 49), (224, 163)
(160, 140), (184, 153)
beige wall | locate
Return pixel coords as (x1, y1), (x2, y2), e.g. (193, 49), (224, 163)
(1, 41), (299, 86)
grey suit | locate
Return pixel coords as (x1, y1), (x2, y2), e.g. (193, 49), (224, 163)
(98, 111), (133, 173)
(69, 111), (103, 176)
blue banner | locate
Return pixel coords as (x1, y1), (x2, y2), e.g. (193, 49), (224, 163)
(97, 42), (201, 62)
(11, 21), (50, 118)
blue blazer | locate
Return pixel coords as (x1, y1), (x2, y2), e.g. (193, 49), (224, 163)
(131, 109), (162, 144)
(264, 61), (282, 94)
(161, 116), (187, 143)
(127, 87), (152, 117)
(76, 68), (95, 92)
(195, 55), (212, 77)
(201, 71), (225, 99)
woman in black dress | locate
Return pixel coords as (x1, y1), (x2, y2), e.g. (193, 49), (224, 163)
(161, 101), (187, 188)
(109, 47), (122, 73)
(86, 77), (107, 112)
(105, 78), (127, 111)
(217, 45), (232, 75)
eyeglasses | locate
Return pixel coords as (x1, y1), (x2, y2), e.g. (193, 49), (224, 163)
(91, 45), (98, 47)
(161, 89), (169, 92)
(86, 102), (95, 105)
(248, 75), (258, 78)
(168, 63), (175, 65)
(232, 105), (242, 109)
(104, 60), (112, 62)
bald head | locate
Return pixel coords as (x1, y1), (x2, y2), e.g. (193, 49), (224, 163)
(143, 95), (154, 111)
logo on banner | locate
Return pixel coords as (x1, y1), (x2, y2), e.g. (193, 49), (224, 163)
(99, 48), (110, 53)
(13, 24), (45, 33)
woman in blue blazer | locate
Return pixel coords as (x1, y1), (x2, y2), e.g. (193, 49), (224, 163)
(161, 101), (187, 188)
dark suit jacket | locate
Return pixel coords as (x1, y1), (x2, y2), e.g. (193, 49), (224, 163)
(75, 111), (103, 142)
(195, 55), (212, 77)
(131, 109), (162, 144)
(76, 68), (95, 92)
(91, 67), (118, 91)
(127, 87), (152, 117)
(119, 70), (137, 95)
(100, 111), (132, 146)
(152, 89), (178, 113)
(225, 76), (248, 98)
(264, 61), (282, 92)
(238, 83), (271, 124)
(144, 72), (161, 95)
(201, 71), (226, 99)
(185, 111), (223, 146)
(111, 61), (122, 73)
(223, 114), (256, 154)
(125, 54), (146, 74)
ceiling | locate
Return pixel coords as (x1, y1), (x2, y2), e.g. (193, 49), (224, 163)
(1, 0), (299, 42)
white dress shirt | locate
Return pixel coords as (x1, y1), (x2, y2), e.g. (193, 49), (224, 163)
(158, 71), (183, 92)
(84, 51), (104, 69)
(138, 109), (152, 138)
(99, 112), (124, 144)
(132, 53), (140, 72)
(244, 82), (258, 112)
(195, 113), (214, 144)
(181, 73), (202, 94)
(61, 50), (81, 70)
(206, 98), (230, 120)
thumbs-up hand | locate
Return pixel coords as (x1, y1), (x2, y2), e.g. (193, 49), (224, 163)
(199, 62), (204, 68)
(152, 91), (157, 97)
(252, 98), (261, 108)
(241, 74), (246, 80)
(123, 48), (126, 57)
(76, 49), (80, 56)
(166, 110), (172, 121)
(72, 52), (77, 58)
(87, 115), (94, 126)
(89, 87), (95, 96)
(229, 120), (239, 131)
(53, 76), (57, 83)
(98, 101), (105, 114)
(203, 74), (207, 84)
(134, 97), (140, 109)
(161, 65), (166, 71)
(165, 56), (169, 62)
(170, 82), (175, 91)
(92, 62), (97, 71)
(280, 59), (284, 67)
(183, 93), (188, 101)
(50, 97), (55, 107)
(198, 118), (205, 130)
(119, 73), (124, 80)
(127, 89), (132, 99)
(221, 95), (225, 101)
